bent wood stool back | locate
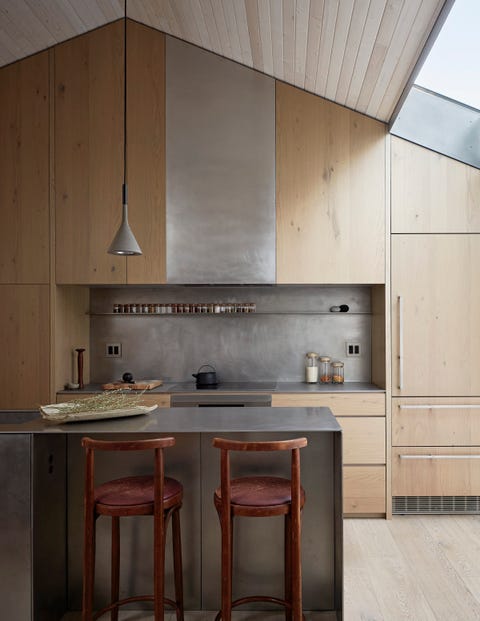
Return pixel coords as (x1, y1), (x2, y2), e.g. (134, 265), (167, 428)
(81, 436), (184, 621)
(212, 436), (308, 621)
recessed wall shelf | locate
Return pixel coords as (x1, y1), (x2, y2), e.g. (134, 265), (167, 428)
(88, 311), (372, 317)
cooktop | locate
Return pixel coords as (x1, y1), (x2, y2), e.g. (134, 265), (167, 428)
(168, 381), (277, 392)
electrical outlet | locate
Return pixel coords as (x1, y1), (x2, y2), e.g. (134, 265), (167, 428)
(346, 341), (361, 357)
(105, 343), (122, 357)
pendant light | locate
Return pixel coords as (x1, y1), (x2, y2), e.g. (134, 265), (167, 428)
(108, 0), (142, 256)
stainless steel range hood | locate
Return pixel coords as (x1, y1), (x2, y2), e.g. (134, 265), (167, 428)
(166, 36), (276, 284)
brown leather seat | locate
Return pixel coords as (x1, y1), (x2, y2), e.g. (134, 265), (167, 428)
(82, 437), (184, 621)
(212, 437), (308, 621)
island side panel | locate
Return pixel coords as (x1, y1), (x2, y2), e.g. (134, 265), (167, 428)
(201, 431), (336, 611)
(0, 435), (32, 621)
(66, 433), (202, 611)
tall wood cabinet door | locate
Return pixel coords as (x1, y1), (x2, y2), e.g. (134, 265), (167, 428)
(0, 285), (50, 408)
(276, 82), (386, 284)
(0, 52), (49, 284)
(55, 22), (126, 284)
(392, 137), (480, 233)
(126, 21), (166, 284)
(392, 235), (480, 396)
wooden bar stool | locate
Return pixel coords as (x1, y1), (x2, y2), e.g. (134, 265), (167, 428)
(81, 437), (184, 621)
(212, 437), (308, 621)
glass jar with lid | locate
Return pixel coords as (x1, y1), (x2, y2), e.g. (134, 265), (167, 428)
(305, 353), (319, 383)
(319, 356), (332, 383)
(331, 361), (344, 384)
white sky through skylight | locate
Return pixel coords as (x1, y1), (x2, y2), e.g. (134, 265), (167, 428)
(415, 0), (480, 110)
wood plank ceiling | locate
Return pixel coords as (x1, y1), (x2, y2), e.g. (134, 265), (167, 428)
(0, 0), (447, 122)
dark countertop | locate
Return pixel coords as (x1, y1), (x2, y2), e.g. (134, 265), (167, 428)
(0, 406), (341, 434)
(57, 381), (384, 395)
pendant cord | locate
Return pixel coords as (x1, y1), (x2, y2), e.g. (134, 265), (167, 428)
(123, 0), (127, 191)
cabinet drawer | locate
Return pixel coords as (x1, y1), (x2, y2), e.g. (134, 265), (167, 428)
(393, 447), (480, 496)
(393, 398), (480, 446)
(340, 417), (385, 464)
(56, 393), (171, 408)
(271, 393), (385, 416)
(344, 466), (385, 514)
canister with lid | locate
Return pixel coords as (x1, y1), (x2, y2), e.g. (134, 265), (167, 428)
(305, 352), (319, 383)
(319, 356), (332, 383)
(332, 361), (344, 384)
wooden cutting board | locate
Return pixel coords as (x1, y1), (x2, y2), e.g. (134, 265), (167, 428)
(102, 379), (163, 390)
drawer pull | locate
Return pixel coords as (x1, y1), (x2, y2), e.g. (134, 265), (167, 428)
(398, 295), (403, 391)
(399, 404), (480, 410)
(399, 454), (480, 460)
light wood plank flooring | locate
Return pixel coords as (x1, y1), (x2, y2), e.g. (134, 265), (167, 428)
(345, 516), (480, 620)
(64, 516), (480, 620)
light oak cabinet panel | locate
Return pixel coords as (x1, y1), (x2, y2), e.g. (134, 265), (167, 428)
(0, 52), (49, 284)
(272, 393), (386, 514)
(341, 417), (385, 465)
(392, 235), (480, 396)
(276, 81), (386, 284)
(55, 22), (126, 284)
(344, 466), (385, 514)
(126, 21), (166, 284)
(392, 447), (480, 496)
(271, 392), (385, 415)
(392, 137), (480, 233)
(393, 398), (480, 447)
(0, 285), (50, 408)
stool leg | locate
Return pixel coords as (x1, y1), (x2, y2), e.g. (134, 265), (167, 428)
(291, 509), (302, 621)
(219, 509), (233, 621)
(111, 516), (120, 621)
(284, 513), (292, 621)
(82, 513), (96, 621)
(154, 510), (165, 621)
(172, 507), (184, 621)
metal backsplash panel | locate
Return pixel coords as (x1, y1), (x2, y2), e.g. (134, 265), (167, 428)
(90, 286), (372, 383)
(166, 37), (275, 284)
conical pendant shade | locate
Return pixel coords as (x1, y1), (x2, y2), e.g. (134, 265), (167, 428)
(108, 185), (142, 256)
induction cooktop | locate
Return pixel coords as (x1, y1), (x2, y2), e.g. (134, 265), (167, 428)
(168, 381), (277, 392)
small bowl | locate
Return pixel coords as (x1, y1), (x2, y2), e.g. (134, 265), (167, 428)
(66, 382), (80, 390)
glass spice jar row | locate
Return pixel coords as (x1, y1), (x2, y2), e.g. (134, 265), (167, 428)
(305, 354), (344, 384)
(113, 302), (257, 314)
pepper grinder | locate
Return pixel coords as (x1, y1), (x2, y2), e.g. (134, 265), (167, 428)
(76, 348), (85, 389)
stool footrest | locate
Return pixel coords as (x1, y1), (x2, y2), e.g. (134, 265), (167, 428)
(215, 595), (295, 621)
(92, 594), (180, 620)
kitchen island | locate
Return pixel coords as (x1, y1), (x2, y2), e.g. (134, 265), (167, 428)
(0, 407), (342, 620)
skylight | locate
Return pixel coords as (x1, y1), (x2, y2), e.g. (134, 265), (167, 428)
(414, 0), (480, 111)
(390, 0), (480, 169)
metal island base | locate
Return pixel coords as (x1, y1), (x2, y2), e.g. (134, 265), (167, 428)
(0, 407), (343, 620)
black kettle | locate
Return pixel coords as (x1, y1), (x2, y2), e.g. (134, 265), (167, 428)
(192, 364), (218, 386)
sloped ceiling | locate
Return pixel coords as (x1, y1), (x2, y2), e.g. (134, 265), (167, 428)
(0, 0), (447, 122)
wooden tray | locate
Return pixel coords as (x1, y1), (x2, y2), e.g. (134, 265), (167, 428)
(40, 403), (158, 424)
(101, 379), (163, 390)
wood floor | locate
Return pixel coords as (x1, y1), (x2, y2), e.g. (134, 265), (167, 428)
(64, 516), (480, 620)
(345, 516), (480, 620)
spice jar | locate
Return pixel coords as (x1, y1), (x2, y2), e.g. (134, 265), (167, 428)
(331, 361), (344, 384)
(305, 352), (319, 383)
(319, 356), (332, 383)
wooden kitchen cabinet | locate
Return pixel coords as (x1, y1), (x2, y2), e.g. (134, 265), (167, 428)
(0, 285), (50, 409)
(393, 397), (480, 446)
(392, 447), (480, 496)
(276, 82), (386, 284)
(54, 21), (167, 285)
(0, 52), (49, 284)
(392, 137), (480, 233)
(392, 235), (480, 396)
(54, 22), (126, 284)
(125, 21), (166, 284)
(272, 392), (386, 514)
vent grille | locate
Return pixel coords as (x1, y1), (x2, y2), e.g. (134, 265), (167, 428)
(393, 496), (480, 514)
